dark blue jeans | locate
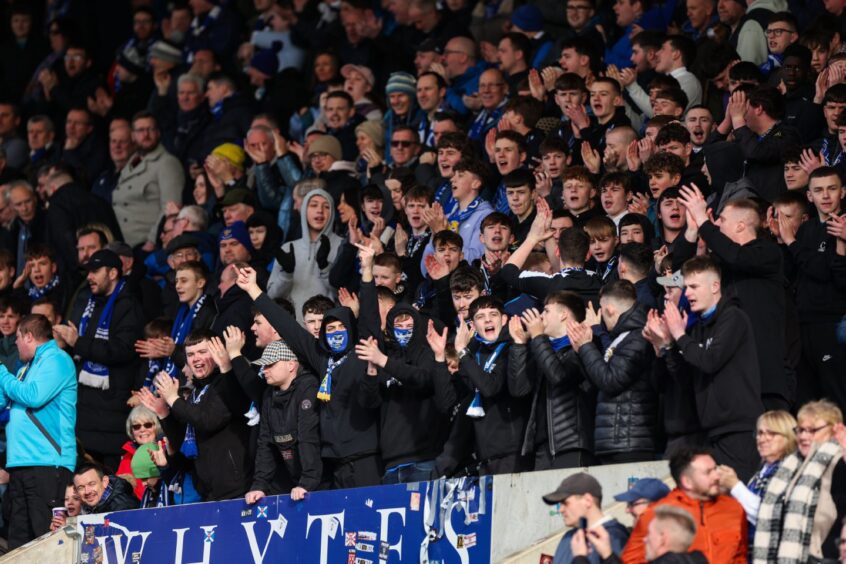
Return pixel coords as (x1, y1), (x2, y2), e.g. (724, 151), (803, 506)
(382, 460), (436, 484)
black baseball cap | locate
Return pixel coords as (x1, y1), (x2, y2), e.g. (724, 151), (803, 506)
(83, 250), (122, 271)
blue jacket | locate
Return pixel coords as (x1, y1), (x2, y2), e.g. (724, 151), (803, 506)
(0, 340), (77, 471)
(446, 61), (491, 115)
(554, 518), (629, 564)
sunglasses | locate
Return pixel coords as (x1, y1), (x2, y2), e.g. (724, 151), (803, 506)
(391, 140), (416, 148)
(132, 422), (155, 431)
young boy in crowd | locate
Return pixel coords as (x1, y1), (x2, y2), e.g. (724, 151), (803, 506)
(508, 291), (594, 469)
(538, 137), (571, 209)
(584, 216), (620, 283)
(503, 169), (537, 244)
(783, 147), (810, 192)
(395, 185), (433, 293)
(0, 296), (25, 372)
(451, 296), (528, 475)
(561, 166), (603, 225)
(432, 132), (472, 209)
(599, 172), (631, 225)
(551, 73), (588, 154)
(618, 214), (654, 246)
(472, 212), (515, 300)
(501, 96), (546, 161)
(417, 230), (466, 315)
(643, 152), (685, 225)
(301, 295), (335, 339)
(490, 130), (528, 215)
(15, 245), (69, 311)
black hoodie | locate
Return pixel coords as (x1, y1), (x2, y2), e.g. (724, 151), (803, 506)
(359, 298), (449, 468)
(670, 297), (764, 436)
(253, 293), (381, 461)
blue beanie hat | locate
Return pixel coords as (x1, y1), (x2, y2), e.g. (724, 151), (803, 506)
(249, 41), (282, 77)
(218, 220), (254, 253)
(385, 72), (417, 97)
(511, 4), (544, 33)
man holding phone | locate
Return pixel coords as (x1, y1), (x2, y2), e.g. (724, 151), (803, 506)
(542, 473), (630, 563)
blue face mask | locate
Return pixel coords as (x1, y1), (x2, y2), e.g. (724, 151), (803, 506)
(393, 327), (413, 347)
(325, 329), (348, 353)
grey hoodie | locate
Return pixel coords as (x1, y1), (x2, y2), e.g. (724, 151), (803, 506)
(267, 188), (342, 319)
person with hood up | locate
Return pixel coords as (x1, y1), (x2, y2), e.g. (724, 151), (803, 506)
(701, 140), (752, 215)
(245, 210), (283, 272)
(567, 280), (658, 464)
(236, 262), (383, 488)
(267, 188), (342, 319)
(353, 244), (448, 483)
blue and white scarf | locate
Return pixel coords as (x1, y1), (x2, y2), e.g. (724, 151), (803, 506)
(466, 337), (507, 418)
(27, 274), (60, 300)
(468, 103), (506, 141)
(492, 180), (509, 214)
(447, 197), (482, 233)
(549, 335), (571, 352)
(163, 295), (208, 378)
(78, 279), (126, 390)
(179, 384), (211, 459)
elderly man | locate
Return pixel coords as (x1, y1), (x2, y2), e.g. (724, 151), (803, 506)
(443, 36), (487, 115)
(92, 118), (135, 204)
(468, 68), (508, 142)
(155, 73), (209, 167)
(25, 115), (59, 177)
(59, 107), (107, 184)
(112, 112), (185, 248)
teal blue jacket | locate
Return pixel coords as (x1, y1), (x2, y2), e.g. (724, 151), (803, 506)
(0, 340), (77, 470)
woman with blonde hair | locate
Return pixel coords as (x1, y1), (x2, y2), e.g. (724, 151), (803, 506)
(718, 411), (797, 540)
(116, 405), (164, 500)
(753, 399), (846, 563)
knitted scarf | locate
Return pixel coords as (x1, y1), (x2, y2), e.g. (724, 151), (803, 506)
(78, 279), (126, 390)
(447, 197), (482, 233)
(27, 275), (60, 300)
(753, 440), (843, 563)
(179, 383), (211, 459)
(466, 336), (507, 418)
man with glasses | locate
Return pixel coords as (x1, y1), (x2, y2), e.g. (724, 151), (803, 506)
(113, 111), (185, 248)
(0, 314), (79, 547)
(37, 44), (100, 120)
(613, 478), (671, 522)
(389, 126), (422, 168)
(761, 12), (798, 77)
(60, 107), (107, 185)
(468, 68), (508, 142)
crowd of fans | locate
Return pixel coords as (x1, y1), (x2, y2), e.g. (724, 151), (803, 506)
(0, 0), (843, 560)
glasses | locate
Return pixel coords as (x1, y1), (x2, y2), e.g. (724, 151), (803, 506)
(391, 140), (416, 148)
(794, 423), (831, 436)
(626, 500), (649, 509)
(131, 422), (155, 431)
(765, 28), (794, 37)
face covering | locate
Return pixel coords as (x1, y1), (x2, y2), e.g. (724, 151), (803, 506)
(325, 329), (348, 353)
(394, 327), (413, 347)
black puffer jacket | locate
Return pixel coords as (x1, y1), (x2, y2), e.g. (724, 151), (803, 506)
(509, 337), (594, 457)
(359, 298), (448, 468)
(577, 306), (658, 456)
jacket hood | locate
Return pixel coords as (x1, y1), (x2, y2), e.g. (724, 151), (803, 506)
(247, 210), (284, 263)
(385, 302), (426, 350)
(300, 188), (336, 241)
(318, 306), (357, 356)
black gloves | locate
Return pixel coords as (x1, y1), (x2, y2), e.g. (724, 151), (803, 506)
(275, 244), (296, 273)
(315, 234), (331, 270)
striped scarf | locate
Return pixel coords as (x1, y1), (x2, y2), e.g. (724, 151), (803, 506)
(753, 440), (842, 563)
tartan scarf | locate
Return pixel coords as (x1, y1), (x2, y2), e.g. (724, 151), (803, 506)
(753, 439), (842, 563)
